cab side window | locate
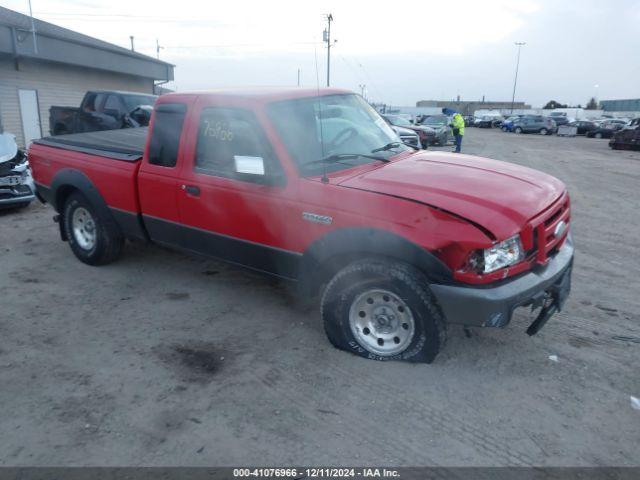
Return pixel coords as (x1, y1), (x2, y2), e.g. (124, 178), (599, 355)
(195, 107), (282, 182)
(104, 95), (122, 118)
(148, 103), (187, 167)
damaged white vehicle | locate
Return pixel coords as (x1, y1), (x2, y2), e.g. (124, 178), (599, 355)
(0, 132), (35, 209)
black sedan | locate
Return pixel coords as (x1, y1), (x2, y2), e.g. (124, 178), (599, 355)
(567, 120), (597, 135)
(587, 122), (624, 139)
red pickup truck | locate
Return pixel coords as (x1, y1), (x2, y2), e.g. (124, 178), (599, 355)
(29, 88), (573, 363)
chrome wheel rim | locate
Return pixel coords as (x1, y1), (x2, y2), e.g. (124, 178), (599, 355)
(349, 289), (415, 357)
(540, 129), (547, 135)
(72, 207), (96, 251)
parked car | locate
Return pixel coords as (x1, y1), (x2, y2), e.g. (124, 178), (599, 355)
(29, 87), (573, 364)
(416, 115), (451, 145)
(512, 116), (557, 135)
(566, 120), (597, 135)
(474, 116), (493, 128)
(548, 112), (570, 127)
(392, 125), (421, 149)
(586, 122), (624, 139)
(474, 116), (503, 128)
(501, 116), (523, 132)
(609, 120), (640, 150)
(50, 90), (157, 136)
(0, 132), (35, 209)
(383, 114), (435, 148)
(606, 119), (629, 128)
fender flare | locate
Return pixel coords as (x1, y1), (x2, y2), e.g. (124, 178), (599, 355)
(50, 168), (121, 240)
(298, 227), (453, 296)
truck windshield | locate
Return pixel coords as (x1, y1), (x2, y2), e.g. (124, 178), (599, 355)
(268, 94), (407, 176)
(122, 94), (158, 112)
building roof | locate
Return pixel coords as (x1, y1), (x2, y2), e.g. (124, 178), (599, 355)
(0, 6), (173, 81)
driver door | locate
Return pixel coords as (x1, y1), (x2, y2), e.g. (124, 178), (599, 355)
(176, 100), (301, 279)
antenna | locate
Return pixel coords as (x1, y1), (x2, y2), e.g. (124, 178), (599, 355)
(314, 42), (329, 184)
(28, 0), (38, 54)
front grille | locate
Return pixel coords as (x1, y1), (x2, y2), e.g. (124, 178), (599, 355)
(529, 194), (571, 264)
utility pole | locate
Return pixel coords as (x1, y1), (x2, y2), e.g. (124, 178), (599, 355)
(323, 13), (333, 87)
(130, 35), (135, 52)
(359, 84), (366, 100)
(156, 39), (164, 59)
(510, 42), (525, 113)
(297, 68), (301, 87)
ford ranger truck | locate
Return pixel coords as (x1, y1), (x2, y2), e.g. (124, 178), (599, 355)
(29, 88), (573, 363)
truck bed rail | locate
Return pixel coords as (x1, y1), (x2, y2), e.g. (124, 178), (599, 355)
(34, 128), (147, 162)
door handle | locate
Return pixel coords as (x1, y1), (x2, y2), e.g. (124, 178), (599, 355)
(182, 184), (200, 196)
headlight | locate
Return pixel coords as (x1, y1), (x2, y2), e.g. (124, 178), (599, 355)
(467, 235), (524, 274)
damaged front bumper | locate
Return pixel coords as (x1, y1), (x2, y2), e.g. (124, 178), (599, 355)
(0, 157), (35, 208)
(430, 234), (574, 334)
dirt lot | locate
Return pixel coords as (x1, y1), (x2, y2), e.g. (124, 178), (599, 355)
(1, 129), (639, 467)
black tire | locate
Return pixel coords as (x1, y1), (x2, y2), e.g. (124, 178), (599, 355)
(63, 192), (123, 265)
(515, 127), (523, 134)
(321, 258), (446, 363)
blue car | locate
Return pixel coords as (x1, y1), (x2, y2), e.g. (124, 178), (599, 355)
(501, 115), (524, 132)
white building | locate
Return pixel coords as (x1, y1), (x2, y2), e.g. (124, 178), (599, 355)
(0, 6), (174, 147)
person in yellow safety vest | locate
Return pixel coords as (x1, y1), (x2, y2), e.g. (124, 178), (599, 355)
(451, 113), (465, 153)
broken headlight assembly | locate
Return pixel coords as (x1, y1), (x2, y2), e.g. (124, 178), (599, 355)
(466, 234), (525, 274)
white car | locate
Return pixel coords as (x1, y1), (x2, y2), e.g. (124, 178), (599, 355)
(0, 132), (35, 209)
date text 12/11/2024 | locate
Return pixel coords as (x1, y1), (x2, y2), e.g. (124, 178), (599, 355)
(233, 468), (400, 478)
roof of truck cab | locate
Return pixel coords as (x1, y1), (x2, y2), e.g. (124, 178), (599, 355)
(159, 87), (354, 103)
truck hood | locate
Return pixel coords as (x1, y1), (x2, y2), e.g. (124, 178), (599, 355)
(337, 151), (565, 240)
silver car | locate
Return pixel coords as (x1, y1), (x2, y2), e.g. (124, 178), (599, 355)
(0, 133), (35, 209)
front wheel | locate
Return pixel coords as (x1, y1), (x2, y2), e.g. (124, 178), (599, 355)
(515, 127), (523, 134)
(595, 132), (603, 139)
(540, 128), (548, 135)
(321, 259), (446, 363)
(63, 192), (124, 265)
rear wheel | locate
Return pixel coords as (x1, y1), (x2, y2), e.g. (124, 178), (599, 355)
(515, 127), (523, 134)
(595, 132), (603, 139)
(321, 258), (446, 363)
(63, 192), (123, 265)
(540, 128), (548, 135)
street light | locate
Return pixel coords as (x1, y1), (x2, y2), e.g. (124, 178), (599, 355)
(510, 42), (526, 113)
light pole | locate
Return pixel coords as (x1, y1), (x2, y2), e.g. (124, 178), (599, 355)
(323, 14), (333, 87)
(510, 42), (525, 113)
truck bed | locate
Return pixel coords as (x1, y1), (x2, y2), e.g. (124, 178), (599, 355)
(34, 128), (148, 161)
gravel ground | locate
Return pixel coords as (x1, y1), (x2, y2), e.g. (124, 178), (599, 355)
(1, 129), (639, 466)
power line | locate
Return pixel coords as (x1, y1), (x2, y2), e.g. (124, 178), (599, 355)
(351, 56), (385, 103)
(163, 41), (320, 49)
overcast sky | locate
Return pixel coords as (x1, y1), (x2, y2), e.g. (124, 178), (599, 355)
(4, 0), (639, 107)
